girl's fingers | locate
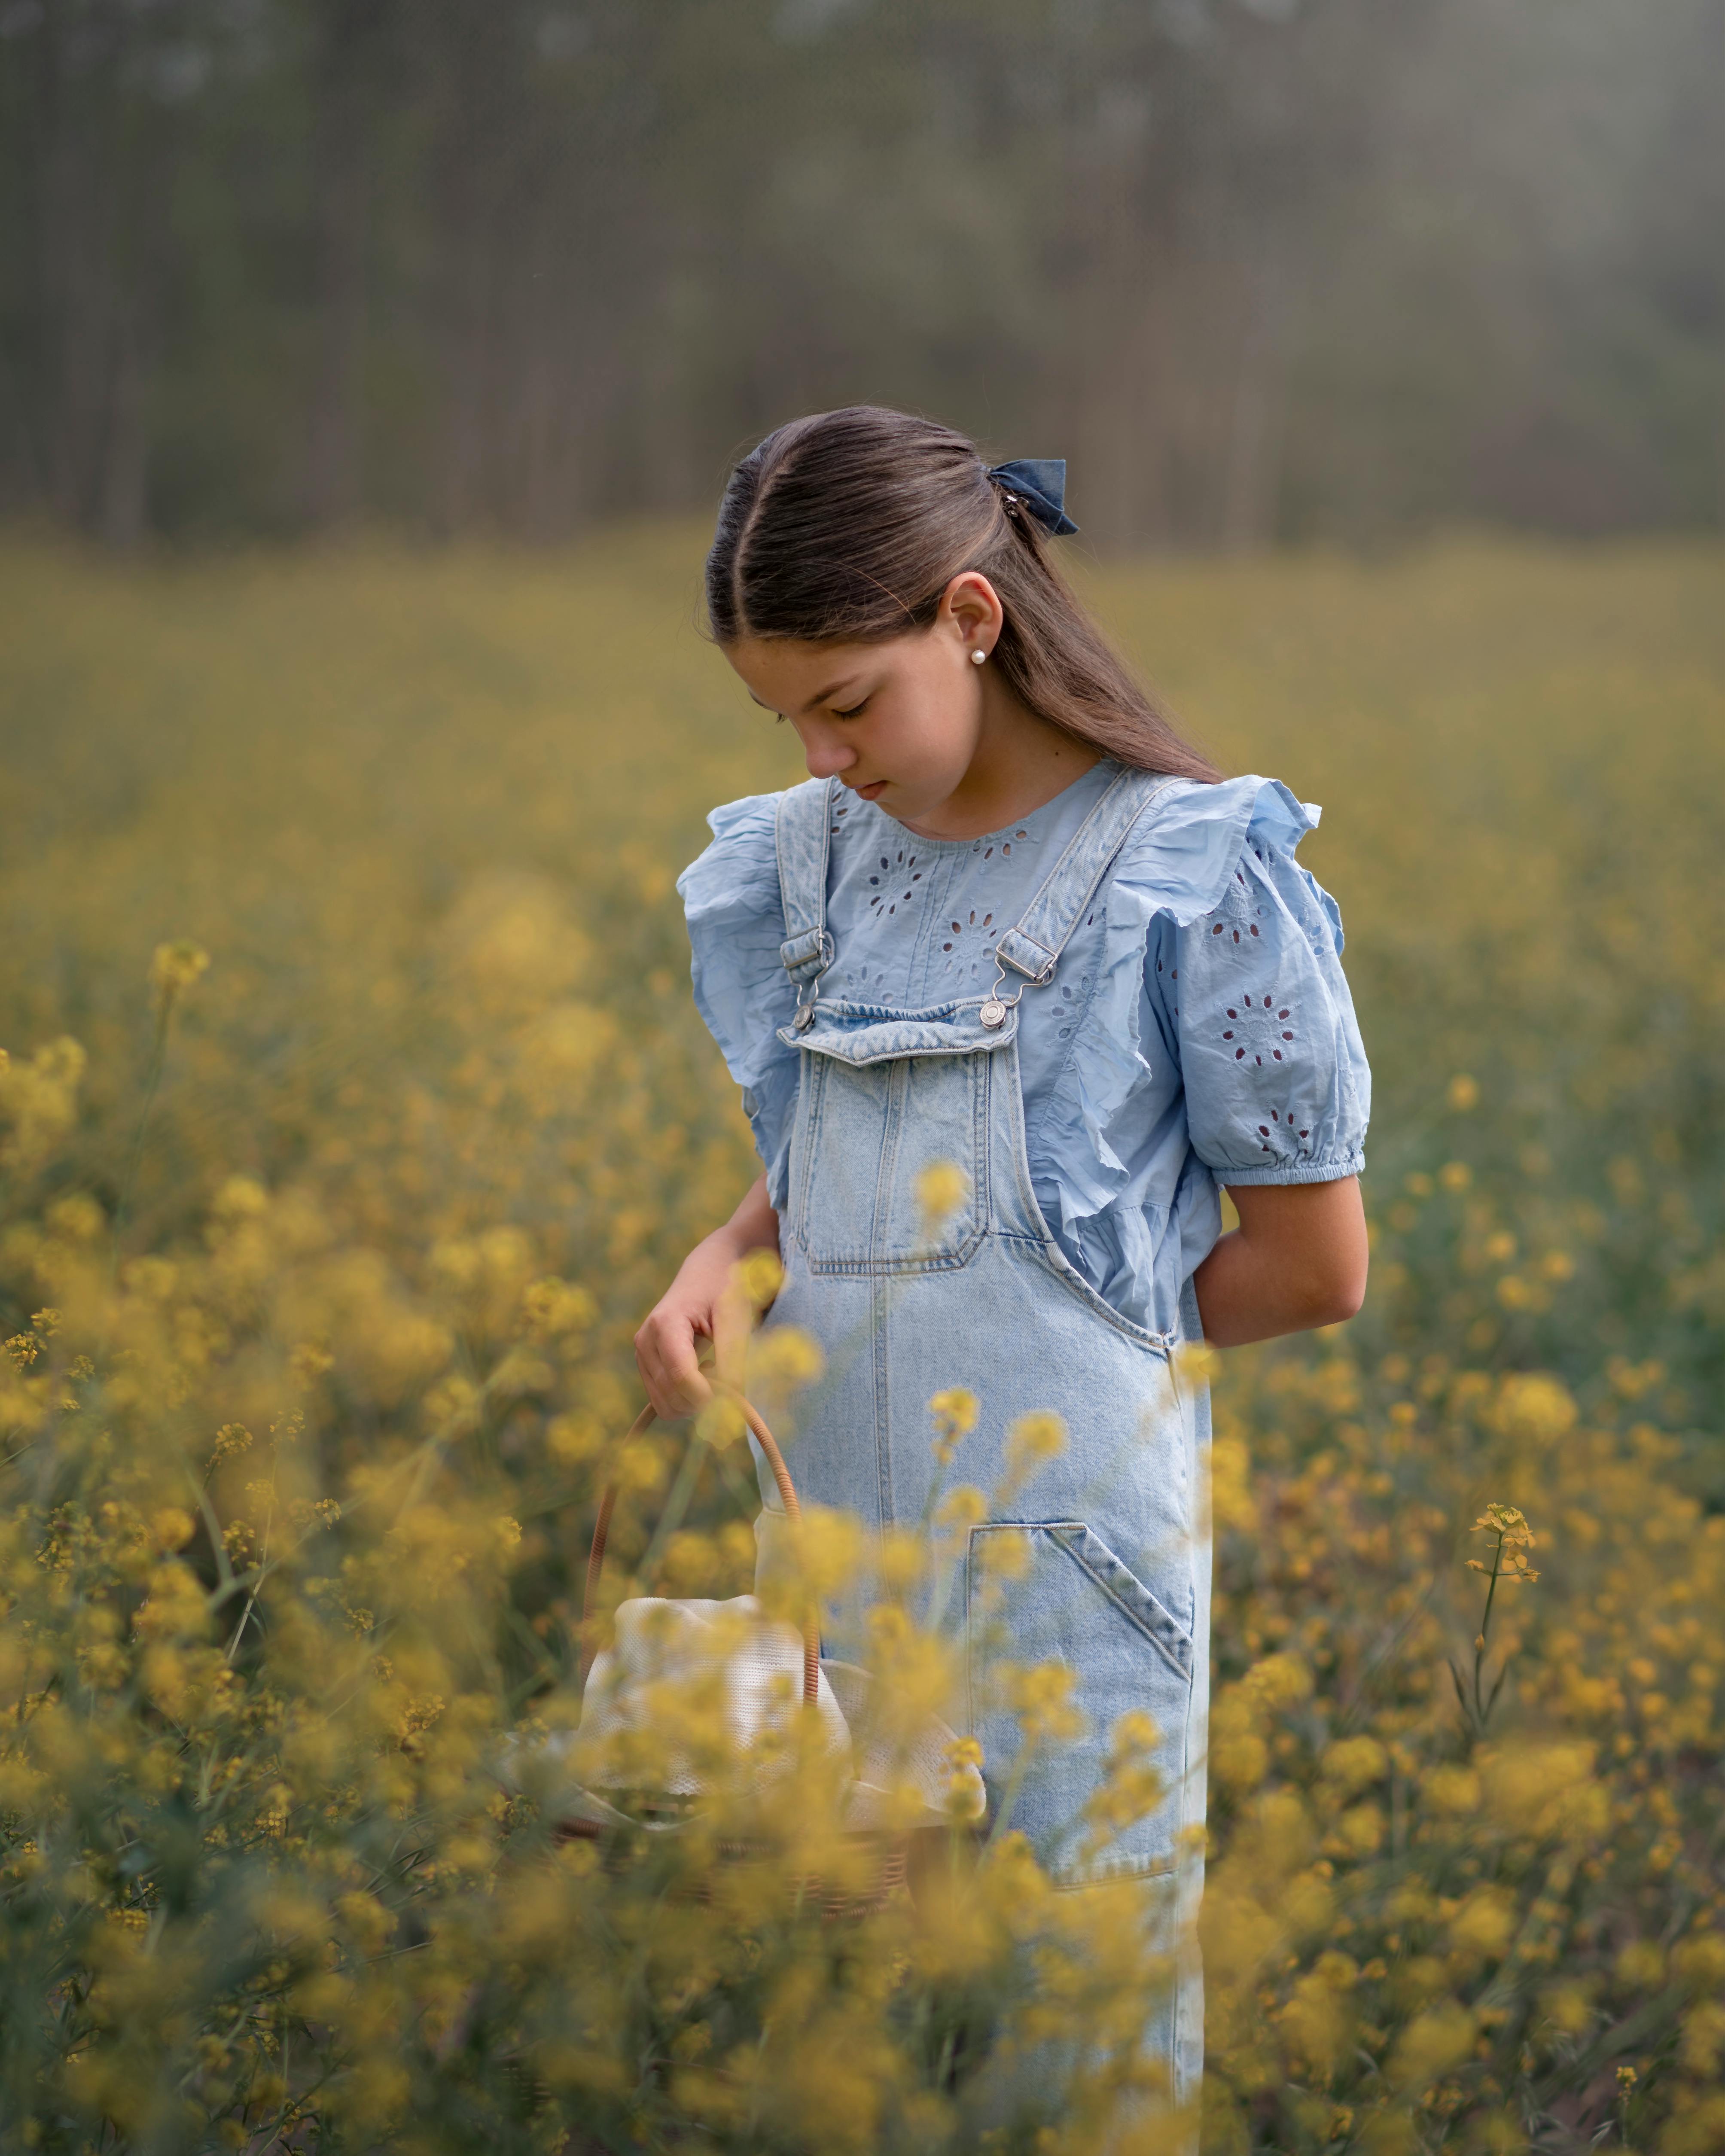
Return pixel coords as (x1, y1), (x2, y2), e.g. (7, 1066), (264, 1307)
(634, 1304), (713, 1419)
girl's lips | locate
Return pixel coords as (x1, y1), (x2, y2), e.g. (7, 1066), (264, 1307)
(854, 780), (887, 800)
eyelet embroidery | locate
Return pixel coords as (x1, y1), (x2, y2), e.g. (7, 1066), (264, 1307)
(826, 807), (1057, 1001)
(939, 907), (997, 987)
(1255, 1105), (1313, 1156)
(1189, 852), (1326, 1162)
(1219, 990), (1296, 1070)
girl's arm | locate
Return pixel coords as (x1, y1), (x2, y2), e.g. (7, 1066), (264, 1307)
(1193, 1177), (1368, 1348)
(635, 1175), (782, 1418)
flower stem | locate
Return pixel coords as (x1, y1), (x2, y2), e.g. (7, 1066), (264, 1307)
(109, 991), (178, 1286)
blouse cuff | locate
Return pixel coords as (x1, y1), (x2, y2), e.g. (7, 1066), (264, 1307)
(1210, 1150), (1365, 1188)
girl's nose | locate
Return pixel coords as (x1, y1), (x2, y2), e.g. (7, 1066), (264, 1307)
(798, 725), (856, 780)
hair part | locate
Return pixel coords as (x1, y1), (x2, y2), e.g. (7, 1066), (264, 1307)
(705, 405), (1222, 784)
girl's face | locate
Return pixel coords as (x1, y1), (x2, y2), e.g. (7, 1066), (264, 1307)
(722, 574), (1002, 832)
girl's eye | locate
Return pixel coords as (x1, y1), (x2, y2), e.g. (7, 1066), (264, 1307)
(832, 697), (869, 719)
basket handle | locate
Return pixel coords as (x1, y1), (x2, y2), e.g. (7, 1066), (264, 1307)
(581, 1396), (820, 1705)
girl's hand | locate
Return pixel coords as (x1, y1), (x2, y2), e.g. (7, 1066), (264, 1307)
(634, 1176), (781, 1420)
(1194, 1176), (1368, 1347)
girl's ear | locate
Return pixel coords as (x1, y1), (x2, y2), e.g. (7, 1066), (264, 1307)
(939, 571), (1006, 654)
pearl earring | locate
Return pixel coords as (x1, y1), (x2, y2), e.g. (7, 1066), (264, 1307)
(971, 648), (987, 665)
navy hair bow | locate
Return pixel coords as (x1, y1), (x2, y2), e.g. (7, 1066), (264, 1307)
(987, 458), (1079, 537)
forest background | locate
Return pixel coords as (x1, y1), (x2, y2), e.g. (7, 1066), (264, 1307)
(2, 0), (1722, 554)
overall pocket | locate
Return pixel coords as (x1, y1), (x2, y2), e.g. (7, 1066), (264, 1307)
(965, 1521), (1195, 1884)
(792, 1046), (990, 1274)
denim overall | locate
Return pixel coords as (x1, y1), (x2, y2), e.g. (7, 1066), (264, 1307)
(756, 769), (1210, 2101)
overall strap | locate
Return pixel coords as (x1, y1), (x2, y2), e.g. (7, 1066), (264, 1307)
(774, 776), (839, 986)
(995, 768), (1184, 983)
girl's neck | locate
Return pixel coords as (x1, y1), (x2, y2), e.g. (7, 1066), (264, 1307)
(894, 689), (1103, 841)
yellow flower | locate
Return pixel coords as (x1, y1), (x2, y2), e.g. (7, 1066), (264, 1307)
(934, 1484), (987, 1531)
(748, 1322), (825, 1400)
(928, 1385), (979, 1463)
(149, 938), (211, 1002)
(914, 1158), (970, 1229)
(519, 1275), (597, 1339)
(733, 1247), (786, 1309)
(1003, 1410), (1066, 1489)
(1469, 1501), (1541, 1582)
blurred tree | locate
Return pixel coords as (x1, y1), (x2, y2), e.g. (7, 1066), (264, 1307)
(0, 0), (1716, 546)
(301, 0), (399, 529)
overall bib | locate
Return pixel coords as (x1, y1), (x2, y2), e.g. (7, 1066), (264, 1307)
(758, 769), (1210, 2100)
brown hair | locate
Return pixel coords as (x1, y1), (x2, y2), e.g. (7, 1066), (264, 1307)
(705, 405), (1222, 783)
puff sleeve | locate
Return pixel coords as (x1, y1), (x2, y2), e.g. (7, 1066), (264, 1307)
(676, 793), (802, 1207)
(1159, 795), (1370, 1185)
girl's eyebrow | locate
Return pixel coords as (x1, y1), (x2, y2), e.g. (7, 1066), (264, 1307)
(747, 677), (862, 715)
(799, 676), (862, 712)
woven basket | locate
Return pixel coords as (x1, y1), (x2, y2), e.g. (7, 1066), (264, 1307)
(508, 1398), (980, 1916)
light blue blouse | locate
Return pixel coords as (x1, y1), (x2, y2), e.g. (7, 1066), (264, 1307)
(678, 762), (1370, 1337)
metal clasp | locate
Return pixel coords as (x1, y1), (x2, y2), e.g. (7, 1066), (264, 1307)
(978, 950), (1053, 1029)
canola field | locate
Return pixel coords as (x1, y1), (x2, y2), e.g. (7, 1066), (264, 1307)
(0, 533), (1721, 2155)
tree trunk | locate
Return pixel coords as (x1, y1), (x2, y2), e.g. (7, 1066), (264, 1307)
(301, 0), (391, 529)
(302, 119), (369, 528)
(95, 298), (149, 548)
(1219, 245), (1290, 552)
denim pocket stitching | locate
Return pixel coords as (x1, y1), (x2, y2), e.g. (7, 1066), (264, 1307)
(1047, 1524), (1194, 1681)
(789, 1049), (827, 1247)
(794, 1052), (988, 1272)
(996, 1232), (1176, 1356)
(804, 1230), (988, 1277)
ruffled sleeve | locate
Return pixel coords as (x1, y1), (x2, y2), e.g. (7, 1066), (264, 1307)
(676, 793), (801, 1207)
(1027, 774), (1368, 1327)
(1156, 782), (1369, 1186)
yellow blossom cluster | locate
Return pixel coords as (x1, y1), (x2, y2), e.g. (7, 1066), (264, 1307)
(0, 533), (1720, 2152)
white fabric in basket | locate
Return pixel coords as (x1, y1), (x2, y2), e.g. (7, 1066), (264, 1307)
(500, 1593), (986, 1832)
(576, 1593), (849, 1796)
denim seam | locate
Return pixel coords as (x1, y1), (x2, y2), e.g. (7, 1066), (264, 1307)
(994, 1225), (1176, 1355)
(791, 1051), (825, 1239)
(1048, 1526), (1194, 1682)
(802, 1241), (988, 1279)
(1050, 1851), (1177, 1888)
(977, 1050), (997, 1237)
(872, 1269), (892, 1529)
(966, 1521), (1194, 1684)
(788, 1026), (1020, 1067)
(871, 1058), (903, 1272)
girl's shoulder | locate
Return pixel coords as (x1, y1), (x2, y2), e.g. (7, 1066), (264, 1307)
(1112, 773), (1325, 926)
(676, 787), (793, 922)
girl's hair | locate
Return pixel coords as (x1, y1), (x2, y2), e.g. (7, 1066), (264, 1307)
(705, 405), (1222, 783)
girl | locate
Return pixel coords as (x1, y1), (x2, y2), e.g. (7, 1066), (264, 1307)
(637, 406), (1370, 2104)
